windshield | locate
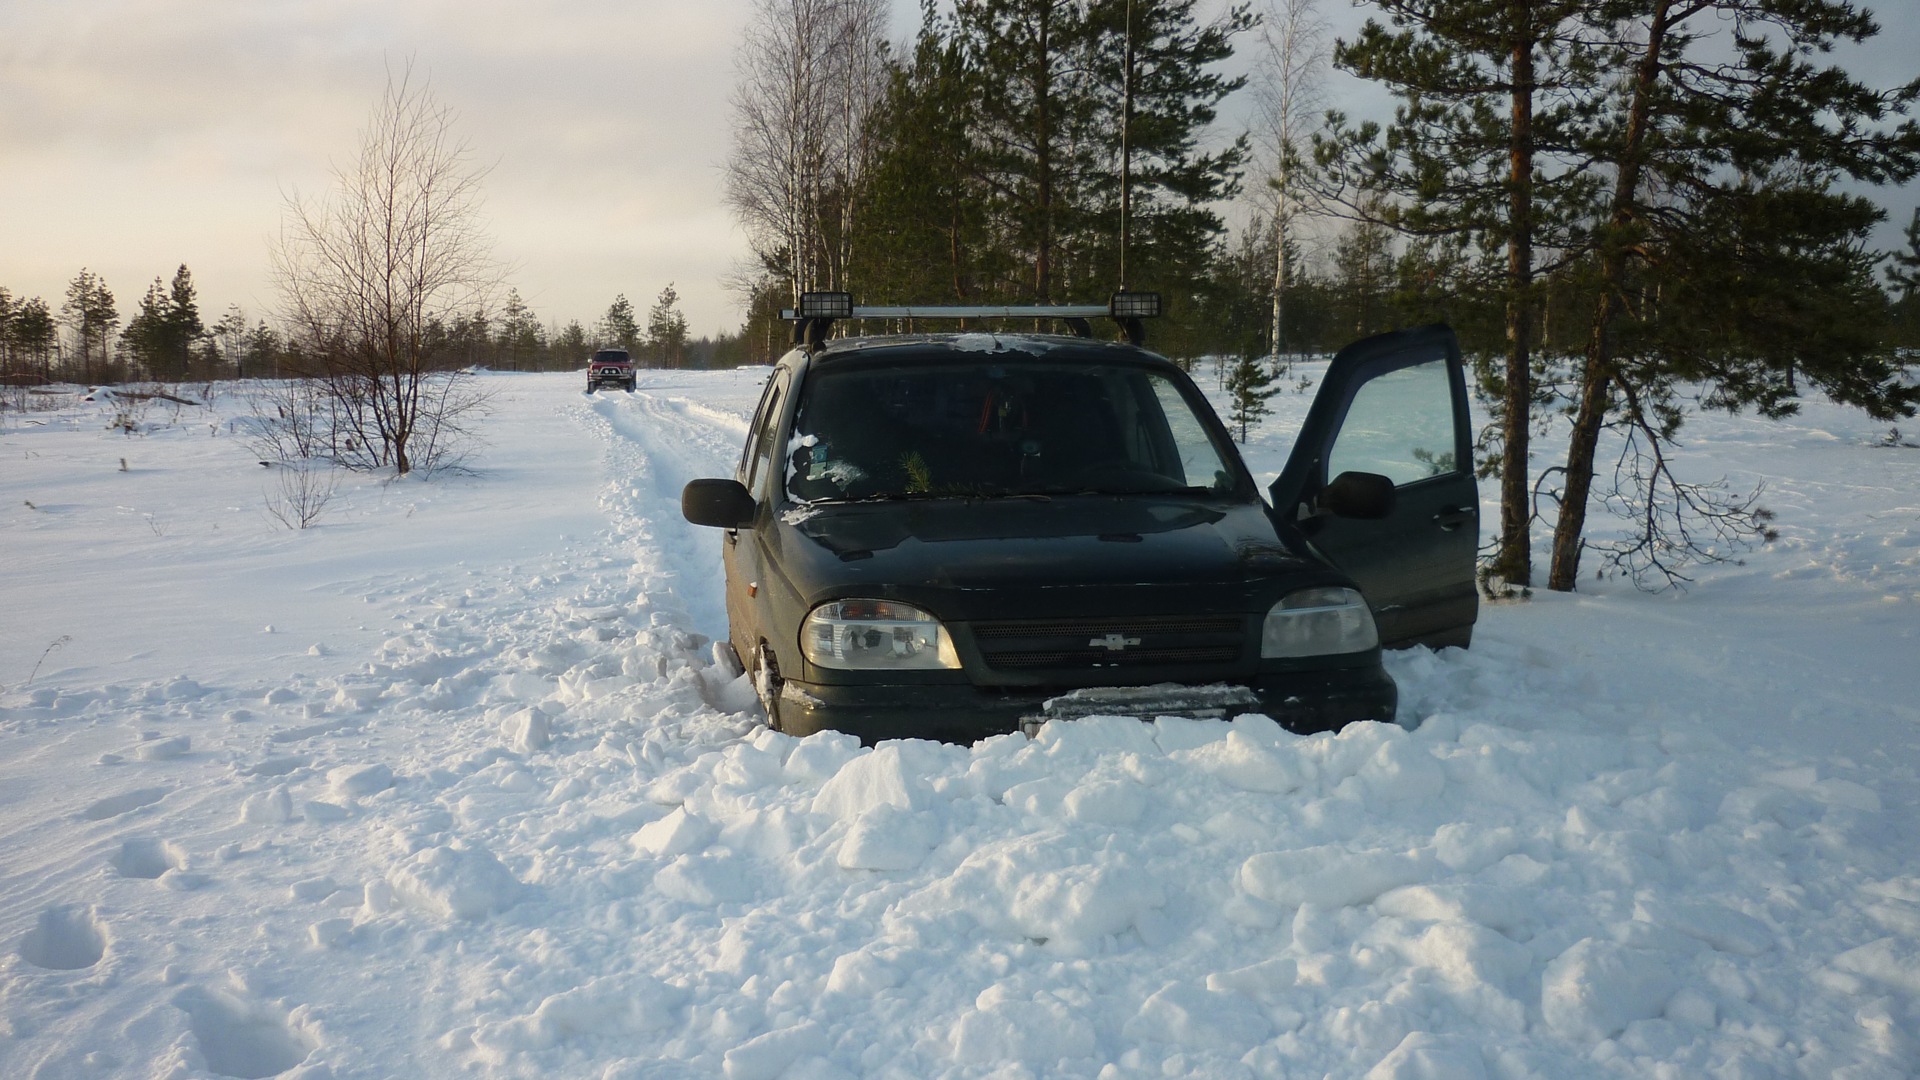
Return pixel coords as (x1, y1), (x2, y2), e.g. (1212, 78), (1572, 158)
(786, 360), (1241, 502)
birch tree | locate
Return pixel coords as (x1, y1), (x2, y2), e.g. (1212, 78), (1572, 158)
(727, 0), (889, 304)
(1249, 0), (1328, 365)
(272, 64), (498, 476)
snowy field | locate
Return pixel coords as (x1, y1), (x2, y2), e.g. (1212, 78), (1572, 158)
(1, 362), (1917, 1080)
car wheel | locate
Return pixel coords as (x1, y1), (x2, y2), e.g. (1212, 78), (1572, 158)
(753, 643), (785, 733)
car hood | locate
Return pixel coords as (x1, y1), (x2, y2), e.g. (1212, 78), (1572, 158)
(773, 495), (1328, 614)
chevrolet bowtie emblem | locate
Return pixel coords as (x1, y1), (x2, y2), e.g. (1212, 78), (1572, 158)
(1089, 633), (1143, 651)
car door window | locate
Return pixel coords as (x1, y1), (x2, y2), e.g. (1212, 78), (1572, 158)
(1325, 358), (1458, 486)
(742, 372), (790, 496)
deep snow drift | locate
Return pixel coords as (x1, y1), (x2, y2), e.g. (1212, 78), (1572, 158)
(1, 364), (1916, 1080)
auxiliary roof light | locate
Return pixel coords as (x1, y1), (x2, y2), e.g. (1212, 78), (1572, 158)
(1108, 291), (1163, 319)
(797, 292), (854, 319)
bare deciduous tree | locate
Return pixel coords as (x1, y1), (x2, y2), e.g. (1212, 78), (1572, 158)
(273, 63), (498, 476)
(1249, 0), (1328, 366)
(726, 0), (889, 304)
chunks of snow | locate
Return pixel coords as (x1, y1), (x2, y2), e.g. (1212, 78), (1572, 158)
(1240, 846), (1431, 909)
(722, 1021), (829, 1080)
(1540, 938), (1681, 1043)
(1633, 897), (1773, 956)
(1829, 936), (1920, 995)
(472, 975), (686, 1059)
(904, 836), (1166, 950)
(949, 985), (1095, 1064)
(386, 844), (521, 920)
(630, 806), (716, 857)
(809, 741), (951, 821)
(1122, 981), (1272, 1049)
(328, 763), (393, 800)
(135, 735), (191, 761)
(1364, 1032), (1490, 1080)
(8, 365), (1920, 1078)
(499, 708), (550, 753)
(1175, 729), (1313, 794)
(835, 805), (937, 871)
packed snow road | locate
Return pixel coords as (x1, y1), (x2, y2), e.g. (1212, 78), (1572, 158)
(1, 368), (1917, 1079)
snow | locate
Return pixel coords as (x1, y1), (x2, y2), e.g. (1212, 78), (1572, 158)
(2, 363), (1918, 1078)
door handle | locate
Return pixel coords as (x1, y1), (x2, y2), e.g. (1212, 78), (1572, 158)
(1432, 505), (1476, 531)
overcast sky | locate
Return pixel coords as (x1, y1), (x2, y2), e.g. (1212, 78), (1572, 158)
(3, 1), (1915, 343)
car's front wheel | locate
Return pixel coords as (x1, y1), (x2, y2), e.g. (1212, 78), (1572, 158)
(753, 643), (786, 733)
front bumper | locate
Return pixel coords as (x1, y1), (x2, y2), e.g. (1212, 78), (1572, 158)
(774, 665), (1396, 745)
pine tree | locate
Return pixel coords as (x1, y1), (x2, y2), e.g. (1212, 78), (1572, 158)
(1546, 0), (1920, 590)
(9, 296), (58, 379)
(0, 287), (13, 375)
(1224, 351), (1280, 442)
(118, 266), (208, 381)
(553, 321), (590, 369)
(121, 277), (174, 378)
(495, 290), (544, 371)
(165, 265), (205, 379)
(600, 295), (640, 352)
(1322, 0), (1603, 591)
(213, 306), (250, 378)
(854, 4), (998, 302)
(1084, 0), (1253, 292)
(647, 284), (690, 368)
(953, 0), (1106, 302)
(1889, 208), (1920, 348)
(62, 269), (118, 384)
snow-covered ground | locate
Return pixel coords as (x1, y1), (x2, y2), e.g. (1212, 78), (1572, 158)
(2, 362), (1916, 1080)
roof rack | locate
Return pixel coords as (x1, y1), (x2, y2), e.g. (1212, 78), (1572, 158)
(781, 291), (1163, 349)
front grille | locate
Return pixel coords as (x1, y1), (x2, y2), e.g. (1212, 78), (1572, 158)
(970, 614), (1246, 672)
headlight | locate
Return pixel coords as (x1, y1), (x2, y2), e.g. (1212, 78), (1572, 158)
(801, 599), (961, 670)
(1260, 587), (1378, 658)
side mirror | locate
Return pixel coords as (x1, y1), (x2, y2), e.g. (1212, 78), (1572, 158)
(682, 478), (756, 528)
(1321, 471), (1396, 519)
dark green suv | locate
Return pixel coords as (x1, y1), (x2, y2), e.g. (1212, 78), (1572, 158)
(683, 295), (1478, 744)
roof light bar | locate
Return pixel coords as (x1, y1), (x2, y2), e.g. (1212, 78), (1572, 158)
(852, 304), (1108, 320)
(780, 291), (1165, 347)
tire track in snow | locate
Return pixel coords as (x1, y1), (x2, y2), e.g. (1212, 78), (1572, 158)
(576, 379), (753, 646)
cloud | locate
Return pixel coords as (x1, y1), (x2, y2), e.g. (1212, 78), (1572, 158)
(0, 0), (757, 332)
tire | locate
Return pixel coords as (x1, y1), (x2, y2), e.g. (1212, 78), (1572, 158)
(753, 643), (785, 733)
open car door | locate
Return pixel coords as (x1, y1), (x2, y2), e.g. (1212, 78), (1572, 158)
(1269, 325), (1479, 649)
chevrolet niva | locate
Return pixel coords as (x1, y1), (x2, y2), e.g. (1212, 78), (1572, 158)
(682, 293), (1477, 744)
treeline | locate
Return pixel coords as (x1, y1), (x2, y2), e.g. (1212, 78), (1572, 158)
(721, 0), (1920, 363)
(0, 270), (768, 386)
(725, 0), (1259, 359)
(720, 0), (1920, 592)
